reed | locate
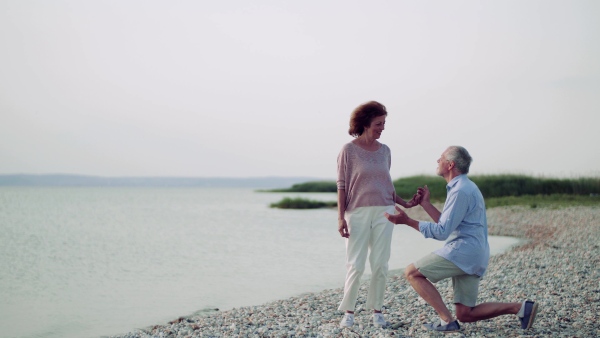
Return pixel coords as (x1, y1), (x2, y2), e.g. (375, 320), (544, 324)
(269, 197), (336, 209)
(264, 181), (338, 193)
(267, 175), (600, 209)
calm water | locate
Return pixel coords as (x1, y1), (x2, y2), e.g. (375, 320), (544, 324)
(0, 187), (519, 338)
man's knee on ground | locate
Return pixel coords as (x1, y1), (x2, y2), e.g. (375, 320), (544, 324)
(455, 303), (476, 322)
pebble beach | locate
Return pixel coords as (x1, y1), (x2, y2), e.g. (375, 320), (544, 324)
(111, 206), (599, 337)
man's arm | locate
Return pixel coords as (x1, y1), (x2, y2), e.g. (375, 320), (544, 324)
(419, 189), (469, 240)
(420, 199), (442, 223)
(385, 206), (420, 232)
(417, 185), (441, 222)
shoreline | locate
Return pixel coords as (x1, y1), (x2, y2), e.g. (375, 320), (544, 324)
(111, 206), (599, 337)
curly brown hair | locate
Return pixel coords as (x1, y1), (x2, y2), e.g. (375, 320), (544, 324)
(348, 101), (387, 137)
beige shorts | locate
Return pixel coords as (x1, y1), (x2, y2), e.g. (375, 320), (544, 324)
(414, 253), (480, 307)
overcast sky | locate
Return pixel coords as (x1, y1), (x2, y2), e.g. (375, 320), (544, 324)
(1, 0), (598, 179)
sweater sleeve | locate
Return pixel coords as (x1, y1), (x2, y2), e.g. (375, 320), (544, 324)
(337, 145), (347, 190)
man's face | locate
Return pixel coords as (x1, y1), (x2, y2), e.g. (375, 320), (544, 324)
(436, 149), (451, 177)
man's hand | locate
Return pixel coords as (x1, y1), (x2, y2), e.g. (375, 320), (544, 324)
(417, 185), (431, 205)
(338, 219), (349, 238)
(386, 206), (421, 232)
(385, 206), (410, 225)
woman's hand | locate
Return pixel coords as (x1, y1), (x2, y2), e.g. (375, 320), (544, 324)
(404, 192), (422, 208)
(338, 218), (349, 238)
(397, 192), (422, 208)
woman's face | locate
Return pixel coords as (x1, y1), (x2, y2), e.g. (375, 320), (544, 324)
(364, 115), (386, 139)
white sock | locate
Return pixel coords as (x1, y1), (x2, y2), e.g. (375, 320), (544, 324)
(440, 318), (449, 326)
(517, 301), (527, 318)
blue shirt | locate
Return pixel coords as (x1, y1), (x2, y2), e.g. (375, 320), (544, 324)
(418, 175), (490, 277)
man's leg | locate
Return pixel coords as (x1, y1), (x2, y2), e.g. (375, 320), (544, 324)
(452, 273), (521, 322)
(455, 302), (521, 322)
(405, 263), (454, 323)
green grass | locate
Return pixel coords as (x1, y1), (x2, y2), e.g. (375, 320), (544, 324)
(393, 175), (446, 200)
(266, 175), (600, 209)
(394, 174), (600, 200)
(269, 197), (337, 209)
(471, 175), (600, 197)
(269, 194), (600, 209)
(485, 194), (600, 209)
(262, 181), (338, 193)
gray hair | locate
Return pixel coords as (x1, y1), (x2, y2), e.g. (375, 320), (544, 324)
(446, 146), (472, 174)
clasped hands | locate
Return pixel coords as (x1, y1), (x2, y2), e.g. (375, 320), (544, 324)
(386, 185), (430, 225)
(338, 186), (431, 237)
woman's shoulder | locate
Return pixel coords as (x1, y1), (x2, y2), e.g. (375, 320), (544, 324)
(379, 143), (391, 154)
(342, 141), (388, 153)
(340, 141), (357, 151)
(338, 142), (353, 159)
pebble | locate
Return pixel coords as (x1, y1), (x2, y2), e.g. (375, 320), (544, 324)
(111, 206), (599, 337)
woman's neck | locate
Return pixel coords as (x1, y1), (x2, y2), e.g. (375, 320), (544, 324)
(354, 135), (379, 150)
(358, 134), (376, 145)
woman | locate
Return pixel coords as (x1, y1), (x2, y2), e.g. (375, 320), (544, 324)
(337, 101), (418, 328)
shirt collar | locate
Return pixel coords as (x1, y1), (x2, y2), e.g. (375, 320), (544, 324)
(446, 174), (465, 192)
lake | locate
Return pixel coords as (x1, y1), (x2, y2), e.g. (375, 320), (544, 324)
(0, 187), (520, 338)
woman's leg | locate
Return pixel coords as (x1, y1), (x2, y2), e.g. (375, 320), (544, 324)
(365, 206), (394, 311)
(338, 208), (370, 312)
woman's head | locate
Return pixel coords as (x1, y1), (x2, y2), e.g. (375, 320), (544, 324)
(348, 101), (387, 137)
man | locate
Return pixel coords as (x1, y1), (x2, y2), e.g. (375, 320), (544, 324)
(384, 146), (538, 333)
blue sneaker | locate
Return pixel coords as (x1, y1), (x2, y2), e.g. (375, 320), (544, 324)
(422, 320), (461, 333)
(520, 300), (539, 329)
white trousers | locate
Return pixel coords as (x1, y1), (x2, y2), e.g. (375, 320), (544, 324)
(338, 205), (395, 312)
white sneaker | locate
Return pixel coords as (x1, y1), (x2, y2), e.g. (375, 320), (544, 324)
(339, 313), (354, 328)
(373, 313), (388, 327)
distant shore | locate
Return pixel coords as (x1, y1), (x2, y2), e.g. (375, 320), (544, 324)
(0, 174), (325, 188)
(112, 206), (599, 337)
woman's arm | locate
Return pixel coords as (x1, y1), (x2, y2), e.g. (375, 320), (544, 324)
(337, 145), (350, 238)
(394, 193), (421, 208)
(394, 194), (408, 208)
(337, 189), (349, 238)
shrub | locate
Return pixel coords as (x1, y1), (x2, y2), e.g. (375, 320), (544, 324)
(269, 197), (336, 209)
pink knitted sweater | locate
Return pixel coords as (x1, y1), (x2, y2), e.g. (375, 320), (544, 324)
(336, 142), (396, 212)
